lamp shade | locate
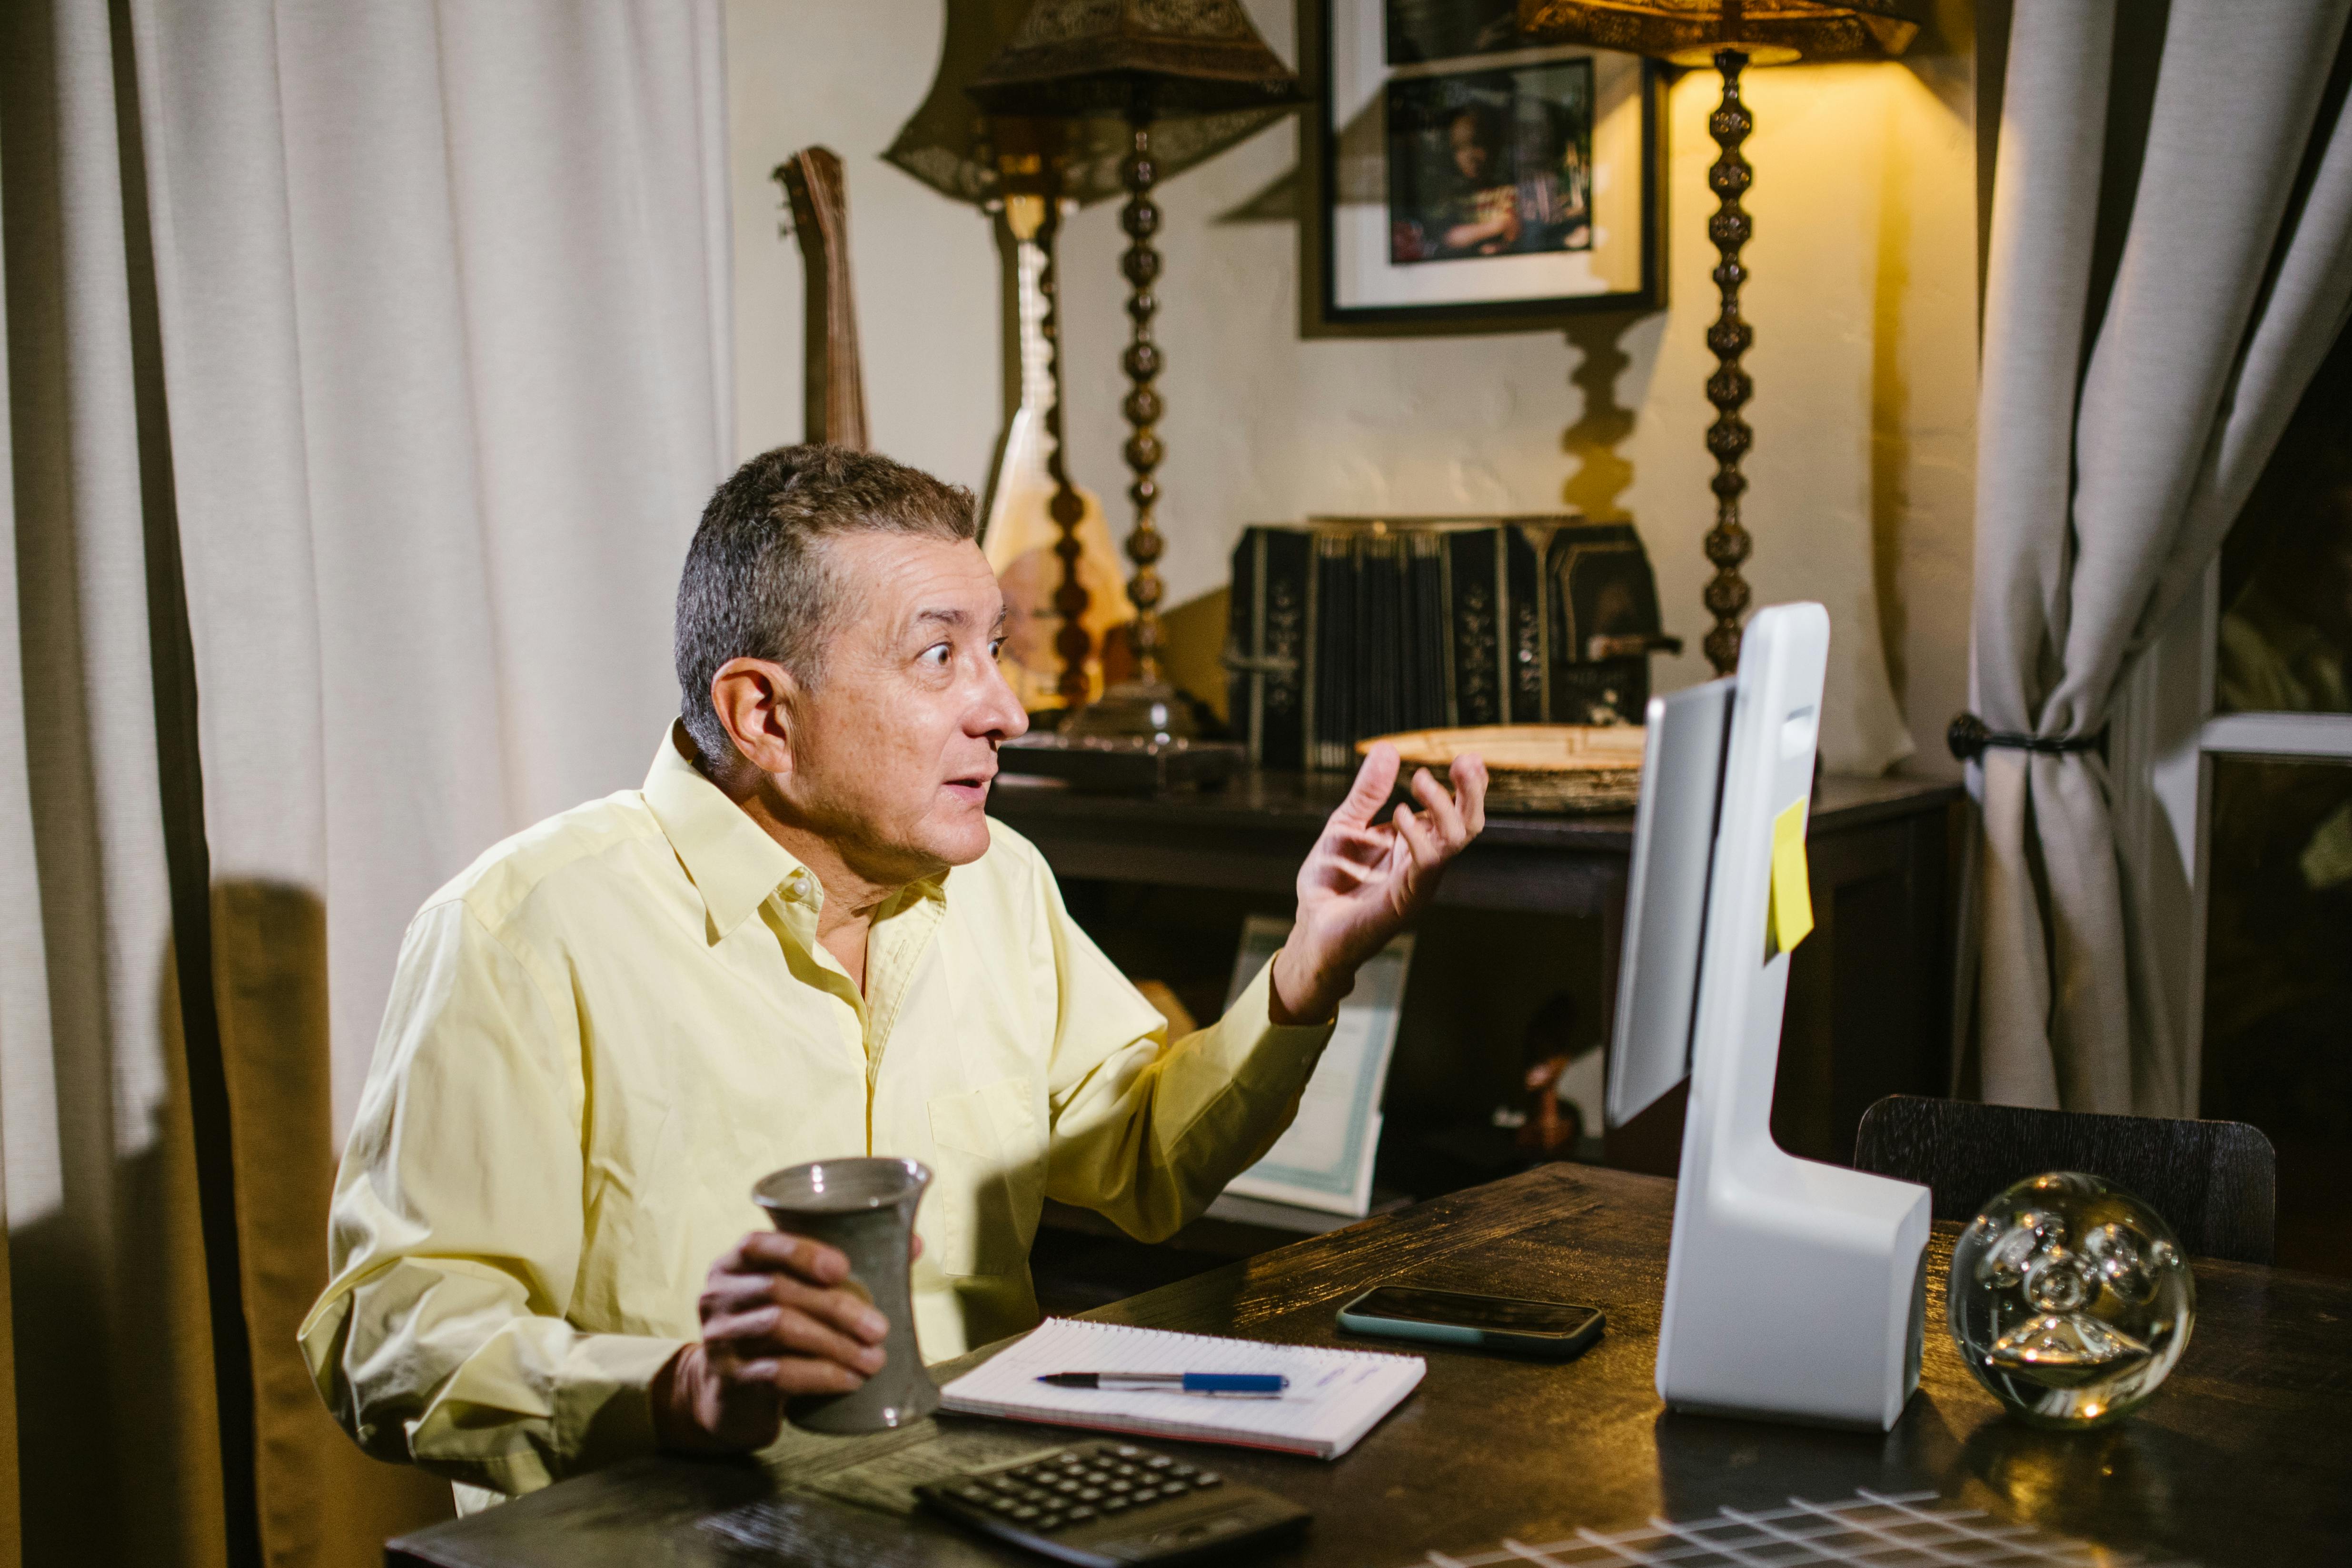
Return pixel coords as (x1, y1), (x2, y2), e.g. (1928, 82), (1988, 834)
(967, 0), (1306, 119)
(885, 0), (1288, 206)
(1516, 0), (1917, 65)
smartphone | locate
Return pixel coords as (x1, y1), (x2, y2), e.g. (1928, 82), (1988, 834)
(1336, 1284), (1605, 1360)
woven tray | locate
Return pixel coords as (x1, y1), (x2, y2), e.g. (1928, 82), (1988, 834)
(1357, 724), (1645, 815)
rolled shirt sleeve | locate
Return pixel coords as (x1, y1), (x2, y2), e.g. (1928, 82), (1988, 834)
(1032, 851), (1336, 1243)
(298, 901), (686, 1497)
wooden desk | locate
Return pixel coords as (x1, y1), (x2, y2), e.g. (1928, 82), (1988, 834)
(991, 771), (1964, 1167)
(387, 1165), (2352, 1567)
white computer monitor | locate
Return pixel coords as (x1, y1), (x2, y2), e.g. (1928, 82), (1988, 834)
(1607, 675), (1732, 1129)
(1606, 603), (1930, 1431)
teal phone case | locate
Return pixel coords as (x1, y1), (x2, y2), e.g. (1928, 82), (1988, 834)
(1335, 1288), (1605, 1359)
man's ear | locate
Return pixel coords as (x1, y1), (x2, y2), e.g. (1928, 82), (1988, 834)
(709, 657), (798, 779)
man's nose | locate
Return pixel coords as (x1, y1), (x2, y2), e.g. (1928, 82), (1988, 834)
(973, 658), (1030, 740)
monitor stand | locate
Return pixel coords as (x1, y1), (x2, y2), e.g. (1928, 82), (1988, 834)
(1652, 604), (1930, 1431)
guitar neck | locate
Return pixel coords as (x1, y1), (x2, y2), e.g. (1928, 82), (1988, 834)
(778, 147), (868, 450)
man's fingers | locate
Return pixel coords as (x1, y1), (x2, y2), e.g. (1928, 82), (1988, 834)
(1304, 849), (1379, 889)
(1449, 754), (1489, 837)
(768, 1275), (890, 1343)
(729, 1231), (850, 1285)
(703, 1305), (844, 1366)
(706, 1305), (885, 1374)
(776, 1359), (868, 1397)
(702, 1270), (888, 1344)
(720, 1277), (888, 1349)
(1409, 766), (1467, 848)
(727, 1356), (867, 1399)
(1322, 823), (1394, 858)
(700, 1273), (781, 1323)
(1333, 743), (1400, 829)
(1393, 802), (1440, 873)
(700, 1266), (848, 1326)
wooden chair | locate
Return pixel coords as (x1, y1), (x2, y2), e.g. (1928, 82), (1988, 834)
(1851, 1094), (2277, 1263)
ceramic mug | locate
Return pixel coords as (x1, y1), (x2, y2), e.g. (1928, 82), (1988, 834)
(751, 1156), (939, 1434)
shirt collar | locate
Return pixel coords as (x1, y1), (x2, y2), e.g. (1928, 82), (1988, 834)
(643, 724), (808, 941)
(640, 724), (955, 940)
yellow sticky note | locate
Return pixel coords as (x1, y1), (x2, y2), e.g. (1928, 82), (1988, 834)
(1767, 798), (1814, 960)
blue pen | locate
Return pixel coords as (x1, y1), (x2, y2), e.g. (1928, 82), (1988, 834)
(1038, 1371), (1288, 1397)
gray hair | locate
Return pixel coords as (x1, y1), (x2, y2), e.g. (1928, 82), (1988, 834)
(674, 443), (977, 767)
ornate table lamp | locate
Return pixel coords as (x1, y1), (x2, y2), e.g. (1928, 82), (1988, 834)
(968, 0), (1304, 739)
(883, 2), (1288, 714)
(1517, 0), (1915, 674)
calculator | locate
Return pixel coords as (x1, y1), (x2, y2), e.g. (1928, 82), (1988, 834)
(914, 1439), (1311, 1566)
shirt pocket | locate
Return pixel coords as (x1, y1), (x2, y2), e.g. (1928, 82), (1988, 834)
(925, 1076), (1045, 1278)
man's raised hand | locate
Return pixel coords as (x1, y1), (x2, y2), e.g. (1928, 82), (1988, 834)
(1269, 742), (1488, 1025)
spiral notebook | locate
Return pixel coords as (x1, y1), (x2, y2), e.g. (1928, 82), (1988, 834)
(938, 1318), (1425, 1459)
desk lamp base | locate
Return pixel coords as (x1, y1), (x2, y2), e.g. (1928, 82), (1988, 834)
(1063, 678), (1198, 742)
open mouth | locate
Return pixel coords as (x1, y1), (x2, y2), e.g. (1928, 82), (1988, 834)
(943, 769), (996, 803)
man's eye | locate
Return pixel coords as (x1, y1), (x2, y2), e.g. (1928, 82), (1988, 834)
(989, 637), (1008, 659)
(920, 643), (951, 668)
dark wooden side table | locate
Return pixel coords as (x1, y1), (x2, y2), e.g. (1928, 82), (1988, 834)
(387, 1163), (2352, 1567)
(988, 771), (1963, 1168)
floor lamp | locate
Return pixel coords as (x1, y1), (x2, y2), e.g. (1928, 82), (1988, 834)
(1517, 0), (1916, 674)
(968, 0), (1303, 740)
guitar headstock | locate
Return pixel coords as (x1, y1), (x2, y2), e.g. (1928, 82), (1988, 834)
(774, 148), (868, 450)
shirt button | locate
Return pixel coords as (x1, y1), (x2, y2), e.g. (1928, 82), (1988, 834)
(785, 870), (812, 902)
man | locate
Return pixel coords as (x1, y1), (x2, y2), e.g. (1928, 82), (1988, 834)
(302, 445), (1487, 1507)
(1439, 103), (1521, 258)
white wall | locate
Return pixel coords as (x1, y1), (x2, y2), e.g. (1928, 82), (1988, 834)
(726, 0), (1975, 776)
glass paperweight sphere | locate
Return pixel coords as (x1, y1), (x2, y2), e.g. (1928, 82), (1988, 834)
(1948, 1171), (2195, 1428)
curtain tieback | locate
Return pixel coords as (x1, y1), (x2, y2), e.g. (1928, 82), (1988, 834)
(1946, 712), (2107, 764)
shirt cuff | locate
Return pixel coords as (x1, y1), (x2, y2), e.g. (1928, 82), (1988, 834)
(410, 1324), (688, 1498)
(1146, 950), (1337, 1211)
(1221, 948), (1338, 1098)
(559, 1331), (690, 1474)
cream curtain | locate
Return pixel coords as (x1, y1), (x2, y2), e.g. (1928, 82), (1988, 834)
(1, 3), (231, 1562)
(3, 1), (733, 1564)
(1971, 0), (2352, 1112)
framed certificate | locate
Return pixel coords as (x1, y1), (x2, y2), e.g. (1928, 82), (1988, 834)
(1221, 915), (1415, 1216)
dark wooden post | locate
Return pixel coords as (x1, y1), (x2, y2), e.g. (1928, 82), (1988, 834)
(1702, 50), (1754, 676)
(1116, 103), (1168, 686)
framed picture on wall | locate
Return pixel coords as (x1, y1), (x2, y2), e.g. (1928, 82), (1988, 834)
(1301, 0), (1666, 334)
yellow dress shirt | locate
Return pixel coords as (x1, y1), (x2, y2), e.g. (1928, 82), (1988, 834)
(300, 727), (1332, 1500)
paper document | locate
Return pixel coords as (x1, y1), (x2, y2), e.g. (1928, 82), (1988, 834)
(937, 1317), (1424, 1459)
(1221, 916), (1412, 1216)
